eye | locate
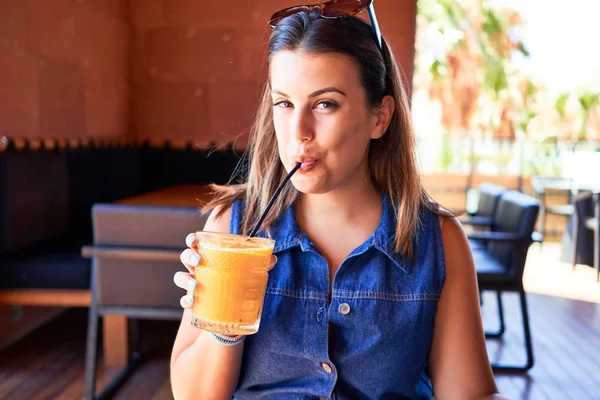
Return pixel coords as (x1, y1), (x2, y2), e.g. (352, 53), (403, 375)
(315, 100), (339, 110)
(273, 100), (293, 108)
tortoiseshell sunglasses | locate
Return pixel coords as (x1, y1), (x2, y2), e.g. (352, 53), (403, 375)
(269, 0), (384, 53)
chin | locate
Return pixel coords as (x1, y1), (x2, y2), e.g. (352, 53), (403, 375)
(290, 176), (329, 195)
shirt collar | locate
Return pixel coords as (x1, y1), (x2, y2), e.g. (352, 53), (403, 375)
(267, 194), (411, 273)
(368, 195), (411, 273)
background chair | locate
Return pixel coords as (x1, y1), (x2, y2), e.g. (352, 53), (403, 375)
(468, 190), (541, 372)
(560, 191), (595, 271)
(83, 195), (209, 400)
(460, 183), (506, 251)
(531, 176), (573, 246)
(461, 183), (506, 227)
(583, 193), (600, 281)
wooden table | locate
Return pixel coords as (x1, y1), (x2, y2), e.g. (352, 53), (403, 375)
(117, 184), (215, 208)
(100, 184), (213, 368)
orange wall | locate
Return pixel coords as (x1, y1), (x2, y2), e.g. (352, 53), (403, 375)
(1, 1), (416, 148)
(129, 0), (417, 149)
(0, 0), (129, 141)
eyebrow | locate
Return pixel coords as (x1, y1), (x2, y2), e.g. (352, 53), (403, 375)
(272, 87), (348, 98)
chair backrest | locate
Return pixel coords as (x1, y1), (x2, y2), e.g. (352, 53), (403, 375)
(90, 203), (209, 308)
(573, 191), (594, 220)
(488, 190), (540, 279)
(570, 191), (595, 266)
(475, 183), (506, 219)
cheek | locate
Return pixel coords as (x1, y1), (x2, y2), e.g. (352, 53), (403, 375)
(338, 137), (370, 164)
(326, 119), (371, 156)
(273, 116), (287, 142)
(274, 126), (287, 161)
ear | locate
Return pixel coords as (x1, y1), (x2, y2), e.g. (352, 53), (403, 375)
(370, 95), (395, 140)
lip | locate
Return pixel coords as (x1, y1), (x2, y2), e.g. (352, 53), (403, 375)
(294, 157), (319, 172)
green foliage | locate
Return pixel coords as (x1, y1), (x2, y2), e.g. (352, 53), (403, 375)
(440, 135), (454, 171)
(554, 93), (570, 120)
(576, 91), (600, 138)
(416, 0), (534, 133)
(429, 60), (447, 81)
(523, 141), (561, 177)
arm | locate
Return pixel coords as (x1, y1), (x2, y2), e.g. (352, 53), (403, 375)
(170, 206), (244, 400)
(428, 216), (507, 400)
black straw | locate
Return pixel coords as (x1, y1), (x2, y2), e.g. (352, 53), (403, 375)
(248, 163), (302, 237)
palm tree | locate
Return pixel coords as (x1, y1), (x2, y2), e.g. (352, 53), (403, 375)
(416, 0), (530, 139)
(576, 91), (600, 140)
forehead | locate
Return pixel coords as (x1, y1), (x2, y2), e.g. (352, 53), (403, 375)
(269, 51), (361, 93)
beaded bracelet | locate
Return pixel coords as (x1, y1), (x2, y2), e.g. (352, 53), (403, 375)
(209, 332), (245, 346)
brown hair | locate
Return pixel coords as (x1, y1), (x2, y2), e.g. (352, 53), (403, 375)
(204, 10), (452, 259)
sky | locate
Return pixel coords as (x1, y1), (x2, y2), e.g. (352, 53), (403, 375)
(502, 0), (600, 95)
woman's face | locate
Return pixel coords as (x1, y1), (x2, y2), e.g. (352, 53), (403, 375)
(270, 51), (389, 195)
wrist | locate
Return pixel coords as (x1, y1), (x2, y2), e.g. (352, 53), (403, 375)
(209, 332), (246, 346)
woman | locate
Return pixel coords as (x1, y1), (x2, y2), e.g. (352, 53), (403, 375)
(171, 1), (506, 399)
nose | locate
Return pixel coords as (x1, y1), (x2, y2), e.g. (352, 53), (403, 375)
(290, 108), (314, 143)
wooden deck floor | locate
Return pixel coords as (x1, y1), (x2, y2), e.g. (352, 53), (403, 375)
(483, 292), (600, 400)
(0, 291), (598, 400)
(1, 242), (599, 399)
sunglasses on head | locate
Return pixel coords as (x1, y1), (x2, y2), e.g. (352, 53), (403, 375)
(269, 0), (384, 53)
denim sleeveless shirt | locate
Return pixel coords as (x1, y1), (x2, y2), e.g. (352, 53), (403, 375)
(230, 196), (446, 400)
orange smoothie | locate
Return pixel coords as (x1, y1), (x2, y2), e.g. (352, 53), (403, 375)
(191, 232), (275, 335)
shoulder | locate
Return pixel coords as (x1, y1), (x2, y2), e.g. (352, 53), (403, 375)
(200, 183), (247, 233)
(439, 215), (464, 239)
(203, 204), (233, 234)
(438, 215), (475, 280)
(439, 216), (469, 253)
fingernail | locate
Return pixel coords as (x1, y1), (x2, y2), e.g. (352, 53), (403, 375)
(274, 255), (278, 263)
(185, 233), (196, 247)
(189, 253), (200, 266)
(185, 295), (194, 304)
(186, 280), (197, 291)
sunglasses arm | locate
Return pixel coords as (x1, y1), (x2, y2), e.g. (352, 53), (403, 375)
(367, 2), (383, 52)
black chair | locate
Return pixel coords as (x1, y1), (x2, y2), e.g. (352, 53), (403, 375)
(582, 193), (600, 281)
(461, 183), (506, 227)
(468, 190), (541, 372)
(560, 191), (595, 271)
(460, 183), (506, 251)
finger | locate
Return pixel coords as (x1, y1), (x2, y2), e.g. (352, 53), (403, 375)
(180, 249), (201, 273)
(180, 294), (194, 309)
(268, 255), (278, 271)
(185, 232), (197, 249)
(173, 271), (196, 292)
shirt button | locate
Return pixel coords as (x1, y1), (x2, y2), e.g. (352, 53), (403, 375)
(321, 362), (333, 373)
(338, 302), (351, 315)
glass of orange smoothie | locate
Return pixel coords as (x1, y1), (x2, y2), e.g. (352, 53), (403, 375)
(190, 231), (275, 335)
